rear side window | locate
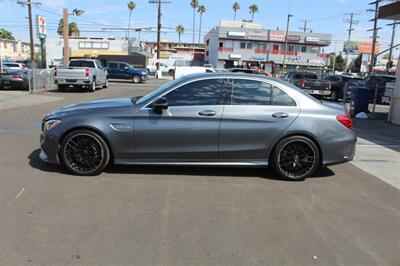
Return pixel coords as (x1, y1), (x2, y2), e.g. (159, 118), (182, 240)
(229, 79), (296, 106)
(109, 63), (118, 69)
(164, 79), (225, 106)
(69, 60), (95, 68)
(303, 73), (318, 79)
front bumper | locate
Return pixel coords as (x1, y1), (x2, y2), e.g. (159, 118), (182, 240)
(304, 89), (331, 96)
(141, 74), (148, 81)
(39, 131), (60, 164)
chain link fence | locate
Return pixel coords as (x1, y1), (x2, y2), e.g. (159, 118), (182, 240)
(28, 66), (55, 92)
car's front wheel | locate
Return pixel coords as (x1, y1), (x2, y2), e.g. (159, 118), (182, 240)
(60, 129), (110, 176)
(132, 75), (141, 83)
(271, 136), (320, 181)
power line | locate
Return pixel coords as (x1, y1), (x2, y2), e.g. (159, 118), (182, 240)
(343, 12), (359, 71)
(367, 0), (383, 72)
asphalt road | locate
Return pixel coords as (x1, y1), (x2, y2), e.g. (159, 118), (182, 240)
(0, 79), (399, 265)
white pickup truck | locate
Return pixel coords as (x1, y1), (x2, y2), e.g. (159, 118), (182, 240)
(55, 59), (108, 92)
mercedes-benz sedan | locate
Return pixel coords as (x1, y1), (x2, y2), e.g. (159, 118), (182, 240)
(39, 73), (356, 180)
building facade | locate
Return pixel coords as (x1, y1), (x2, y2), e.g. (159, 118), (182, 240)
(0, 38), (40, 62)
(145, 40), (205, 62)
(204, 20), (332, 73)
(46, 37), (144, 67)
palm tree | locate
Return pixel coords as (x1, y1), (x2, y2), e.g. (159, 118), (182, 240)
(0, 28), (15, 40)
(176, 25), (185, 45)
(190, 0), (199, 46)
(127, 1), (136, 38)
(232, 2), (240, 21)
(198, 5), (206, 44)
(249, 4), (259, 22)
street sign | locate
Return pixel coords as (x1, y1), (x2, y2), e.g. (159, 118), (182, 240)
(36, 15), (47, 39)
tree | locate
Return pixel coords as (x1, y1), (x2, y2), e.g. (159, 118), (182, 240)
(232, 2), (240, 20)
(0, 28), (15, 40)
(353, 53), (362, 72)
(127, 1), (136, 38)
(335, 53), (345, 71)
(57, 19), (80, 37)
(198, 5), (206, 44)
(190, 0), (199, 45)
(249, 4), (259, 21)
(176, 25), (185, 44)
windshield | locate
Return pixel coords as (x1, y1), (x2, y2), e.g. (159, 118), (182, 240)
(135, 78), (182, 105)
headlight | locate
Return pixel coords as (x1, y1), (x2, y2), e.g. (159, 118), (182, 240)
(44, 119), (62, 131)
(141, 71), (146, 75)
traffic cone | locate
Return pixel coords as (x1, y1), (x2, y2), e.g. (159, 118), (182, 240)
(349, 100), (355, 117)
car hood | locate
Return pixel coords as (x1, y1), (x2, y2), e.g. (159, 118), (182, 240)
(49, 98), (132, 117)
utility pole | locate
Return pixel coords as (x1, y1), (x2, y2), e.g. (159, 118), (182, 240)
(149, 0), (170, 76)
(386, 21), (399, 70)
(343, 12), (359, 72)
(282, 14), (293, 73)
(63, 8), (69, 67)
(17, 0), (40, 63)
(368, 0), (382, 73)
(300, 19), (310, 33)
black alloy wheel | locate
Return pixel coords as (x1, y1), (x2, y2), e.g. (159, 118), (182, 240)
(271, 136), (320, 181)
(61, 130), (110, 175)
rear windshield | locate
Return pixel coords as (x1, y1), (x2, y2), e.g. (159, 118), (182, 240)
(69, 60), (95, 68)
(295, 73), (318, 79)
(5, 63), (20, 67)
(342, 76), (362, 82)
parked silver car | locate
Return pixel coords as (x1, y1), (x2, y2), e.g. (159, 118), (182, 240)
(39, 73), (356, 180)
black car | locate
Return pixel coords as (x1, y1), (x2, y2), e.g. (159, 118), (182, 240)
(364, 75), (396, 103)
(322, 74), (364, 101)
(0, 69), (30, 90)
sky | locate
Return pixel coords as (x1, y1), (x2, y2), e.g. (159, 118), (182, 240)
(0, 0), (398, 56)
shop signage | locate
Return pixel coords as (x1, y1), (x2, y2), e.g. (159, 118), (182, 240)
(305, 36), (320, 43)
(287, 35), (301, 41)
(269, 30), (285, 42)
(251, 55), (266, 61)
(246, 30), (268, 39)
(36, 15), (47, 39)
(343, 41), (380, 55)
(227, 31), (246, 37)
(229, 54), (242, 59)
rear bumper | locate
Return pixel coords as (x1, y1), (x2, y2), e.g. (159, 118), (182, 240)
(55, 78), (91, 86)
(320, 132), (357, 166)
(0, 80), (28, 89)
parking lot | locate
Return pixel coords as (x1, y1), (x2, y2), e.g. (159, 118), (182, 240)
(0, 79), (399, 265)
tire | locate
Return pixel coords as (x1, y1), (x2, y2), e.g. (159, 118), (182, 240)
(168, 69), (175, 76)
(103, 78), (109, 88)
(330, 91), (338, 102)
(132, 75), (141, 83)
(58, 84), (66, 92)
(60, 129), (110, 176)
(270, 136), (320, 181)
(89, 79), (96, 92)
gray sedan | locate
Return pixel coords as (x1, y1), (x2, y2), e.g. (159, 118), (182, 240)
(39, 73), (356, 180)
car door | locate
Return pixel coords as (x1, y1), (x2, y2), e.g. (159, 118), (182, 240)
(219, 78), (300, 160)
(133, 78), (227, 160)
(94, 60), (106, 83)
(119, 63), (130, 79)
(107, 62), (119, 79)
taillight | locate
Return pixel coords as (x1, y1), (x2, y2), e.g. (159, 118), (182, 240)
(11, 74), (22, 78)
(300, 79), (305, 88)
(85, 68), (89, 77)
(336, 115), (353, 130)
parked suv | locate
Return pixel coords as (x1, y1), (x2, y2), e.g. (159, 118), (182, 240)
(107, 61), (147, 83)
(322, 74), (365, 101)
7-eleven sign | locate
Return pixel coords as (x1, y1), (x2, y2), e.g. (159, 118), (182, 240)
(36, 15), (47, 39)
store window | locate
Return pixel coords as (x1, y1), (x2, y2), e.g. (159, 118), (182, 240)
(219, 42), (223, 48)
(240, 42), (246, 49)
(258, 42), (265, 49)
(247, 42), (252, 49)
(301, 46), (307, 52)
(288, 45), (295, 51)
(310, 47), (319, 54)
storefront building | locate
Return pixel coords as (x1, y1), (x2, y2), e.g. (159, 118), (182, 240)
(204, 20), (331, 73)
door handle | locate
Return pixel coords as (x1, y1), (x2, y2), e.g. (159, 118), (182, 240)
(272, 112), (289, 118)
(198, 110), (216, 116)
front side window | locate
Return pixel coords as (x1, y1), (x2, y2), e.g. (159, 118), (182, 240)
(163, 79), (225, 106)
(109, 63), (118, 69)
(229, 79), (296, 106)
(119, 63), (129, 70)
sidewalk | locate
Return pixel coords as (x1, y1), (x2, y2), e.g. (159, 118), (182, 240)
(352, 110), (400, 189)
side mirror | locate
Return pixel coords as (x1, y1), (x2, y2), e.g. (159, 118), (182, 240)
(152, 97), (168, 114)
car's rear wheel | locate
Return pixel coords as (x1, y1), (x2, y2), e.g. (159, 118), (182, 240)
(271, 136), (320, 181)
(58, 84), (66, 92)
(132, 75), (141, 83)
(89, 79), (96, 92)
(60, 129), (110, 176)
(168, 69), (175, 76)
(103, 78), (109, 88)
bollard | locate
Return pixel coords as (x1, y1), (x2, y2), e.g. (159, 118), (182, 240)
(371, 83), (379, 119)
